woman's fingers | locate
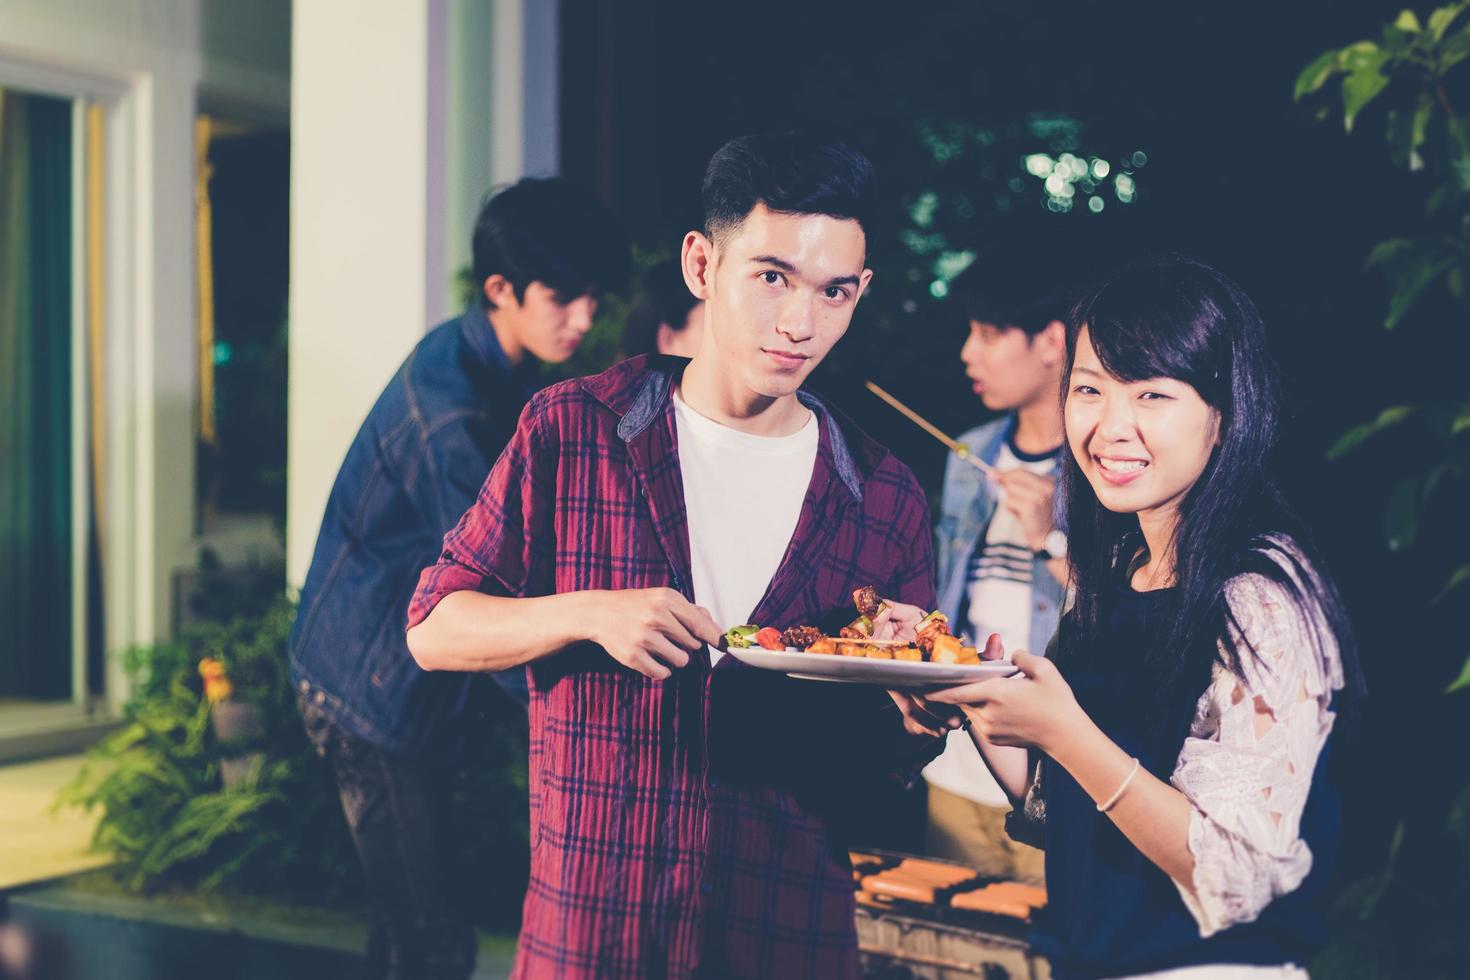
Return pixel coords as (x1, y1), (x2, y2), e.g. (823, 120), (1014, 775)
(926, 679), (1002, 705)
(1011, 650), (1048, 678)
(981, 632), (1006, 661)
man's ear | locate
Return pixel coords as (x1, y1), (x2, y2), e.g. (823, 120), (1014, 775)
(483, 274), (519, 310)
(681, 231), (714, 301)
(855, 268), (875, 303)
(1039, 319), (1067, 366)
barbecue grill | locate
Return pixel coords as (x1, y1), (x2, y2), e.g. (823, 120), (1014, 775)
(852, 850), (1052, 980)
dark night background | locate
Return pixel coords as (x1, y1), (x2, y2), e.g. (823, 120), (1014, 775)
(558, 0), (1469, 953)
(194, 1), (1468, 968)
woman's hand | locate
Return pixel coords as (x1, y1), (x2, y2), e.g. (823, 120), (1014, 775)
(927, 642), (1085, 754)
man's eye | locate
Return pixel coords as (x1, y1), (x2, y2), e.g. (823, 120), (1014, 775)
(759, 271), (784, 286)
(1140, 391), (1171, 401)
(824, 286), (849, 301)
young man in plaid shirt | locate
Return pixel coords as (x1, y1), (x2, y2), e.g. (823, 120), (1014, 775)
(407, 133), (949, 979)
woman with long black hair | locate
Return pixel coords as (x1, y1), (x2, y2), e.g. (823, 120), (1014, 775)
(923, 256), (1367, 978)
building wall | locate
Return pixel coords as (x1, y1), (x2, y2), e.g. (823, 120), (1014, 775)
(286, 0), (559, 588)
(0, 0), (290, 702)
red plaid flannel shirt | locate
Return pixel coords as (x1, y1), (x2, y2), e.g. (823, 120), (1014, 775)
(408, 356), (940, 979)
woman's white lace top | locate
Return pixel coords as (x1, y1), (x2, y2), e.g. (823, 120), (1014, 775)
(1168, 567), (1345, 937)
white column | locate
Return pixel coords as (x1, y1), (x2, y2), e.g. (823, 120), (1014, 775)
(288, 0), (560, 588)
(287, 0), (439, 586)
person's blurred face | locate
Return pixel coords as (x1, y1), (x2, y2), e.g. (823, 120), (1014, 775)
(1064, 326), (1220, 528)
(483, 276), (597, 364)
(959, 319), (1064, 412)
(656, 303), (705, 358)
(682, 203), (872, 399)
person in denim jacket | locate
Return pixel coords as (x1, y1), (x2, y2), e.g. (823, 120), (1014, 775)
(925, 257), (1070, 882)
(289, 178), (628, 980)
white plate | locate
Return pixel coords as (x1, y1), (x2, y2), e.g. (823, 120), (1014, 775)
(726, 647), (1018, 688)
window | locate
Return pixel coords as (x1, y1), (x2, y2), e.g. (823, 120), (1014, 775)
(0, 86), (93, 713)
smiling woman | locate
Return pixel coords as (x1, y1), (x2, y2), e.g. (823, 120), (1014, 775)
(927, 256), (1368, 978)
(1066, 328), (1221, 560)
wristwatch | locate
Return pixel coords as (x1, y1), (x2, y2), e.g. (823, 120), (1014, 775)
(1037, 528), (1068, 560)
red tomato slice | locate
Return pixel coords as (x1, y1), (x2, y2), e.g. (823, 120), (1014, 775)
(754, 627), (785, 650)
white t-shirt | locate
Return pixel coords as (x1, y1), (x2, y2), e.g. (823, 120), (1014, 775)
(964, 440), (1058, 655)
(672, 391), (818, 665)
(925, 439), (1058, 807)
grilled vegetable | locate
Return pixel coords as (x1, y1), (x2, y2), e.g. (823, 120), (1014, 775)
(753, 627), (785, 650)
(725, 624), (759, 649)
(915, 610), (952, 654)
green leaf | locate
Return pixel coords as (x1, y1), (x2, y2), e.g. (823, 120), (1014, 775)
(1435, 564), (1470, 602)
(1328, 405), (1417, 458)
(1446, 783), (1470, 868)
(1341, 40), (1385, 72)
(1446, 117), (1470, 189)
(1367, 237), (1421, 266)
(1344, 64), (1392, 132)
(1295, 48), (1344, 100)
(1448, 653), (1470, 693)
(1385, 254), (1460, 327)
(1412, 91), (1434, 169)
(1386, 96), (1432, 169)
(1426, 182), (1459, 212)
(1396, 8), (1423, 32)
(1384, 475), (1423, 550)
(1448, 266), (1468, 299)
(1443, 23), (1470, 68)
(1429, 1), (1468, 40)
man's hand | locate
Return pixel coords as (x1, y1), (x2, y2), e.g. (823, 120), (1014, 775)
(870, 599), (925, 642)
(585, 588), (722, 680)
(992, 469), (1058, 553)
(872, 599), (964, 735)
(887, 689), (965, 737)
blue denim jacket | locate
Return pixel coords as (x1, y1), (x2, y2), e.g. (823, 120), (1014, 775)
(932, 415), (1066, 655)
(289, 308), (532, 757)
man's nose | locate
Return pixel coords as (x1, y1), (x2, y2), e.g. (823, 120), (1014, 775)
(776, 292), (816, 342)
(568, 296), (596, 333)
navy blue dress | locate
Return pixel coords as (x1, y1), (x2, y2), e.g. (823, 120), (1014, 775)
(1032, 580), (1341, 978)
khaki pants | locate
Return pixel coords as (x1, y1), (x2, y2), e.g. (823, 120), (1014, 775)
(925, 782), (1045, 885)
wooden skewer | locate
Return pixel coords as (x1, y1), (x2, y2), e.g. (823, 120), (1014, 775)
(864, 381), (995, 476)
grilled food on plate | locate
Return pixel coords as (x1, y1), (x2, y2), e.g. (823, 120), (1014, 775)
(723, 586), (980, 664)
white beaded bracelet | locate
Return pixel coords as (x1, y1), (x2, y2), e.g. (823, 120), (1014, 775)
(1097, 757), (1141, 813)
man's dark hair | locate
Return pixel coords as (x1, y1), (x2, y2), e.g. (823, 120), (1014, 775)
(946, 251), (1072, 338)
(471, 177), (630, 309)
(623, 258), (700, 357)
(701, 132), (877, 245)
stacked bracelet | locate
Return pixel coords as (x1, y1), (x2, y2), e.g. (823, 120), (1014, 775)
(1097, 757), (1141, 813)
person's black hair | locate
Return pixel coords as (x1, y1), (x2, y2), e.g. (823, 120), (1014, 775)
(947, 252), (1072, 338)
(701, 132), (877, 244)
(1055, 255), (1365, 727)
(471, 177), (630, 309)
(623, 258), (701, 357)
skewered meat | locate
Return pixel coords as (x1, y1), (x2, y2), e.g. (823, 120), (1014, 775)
(852, 585), (882, 619)
(781, 625), (825, 650)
